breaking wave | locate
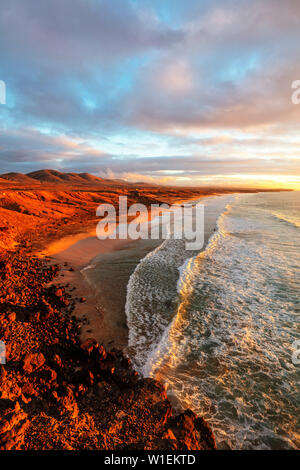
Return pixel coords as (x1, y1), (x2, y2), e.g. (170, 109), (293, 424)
(125, 192), (300, 449)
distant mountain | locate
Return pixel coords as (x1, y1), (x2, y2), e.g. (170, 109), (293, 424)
(25, 169), (132, 187)
(0, 169), (155, 188)
(27, 169), (68, 183)
(0, 172), (39, 184)
(133, 181), (158, 187)
(50, 172), (94, 184)
(79, 173), (128, 186)
(26, 170), (106, 185)
(78, 172), (106, 183)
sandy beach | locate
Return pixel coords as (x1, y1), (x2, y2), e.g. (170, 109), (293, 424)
(39, 231), (139, 348)
(38, 201), (173, 348)
(39, 194), (232, 351)
(0, 175), (227, 451)
(39, 200), (188, 348)
(38, 199), (200, 348)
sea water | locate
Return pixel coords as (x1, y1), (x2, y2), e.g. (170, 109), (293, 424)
(125, 192), (300, 450)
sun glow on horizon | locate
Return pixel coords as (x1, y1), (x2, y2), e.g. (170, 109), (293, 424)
(120, 172), (300, 190)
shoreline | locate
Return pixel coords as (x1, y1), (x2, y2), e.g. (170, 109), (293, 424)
(1, 176), (294, 450)
(0, 245), (216, 450)
(38, 195), (210, 349)
(39, 194), (233, 352)
(40, 235), (139, 348)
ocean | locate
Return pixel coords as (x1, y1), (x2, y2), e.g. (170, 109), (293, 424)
(125, 191), (300, 450)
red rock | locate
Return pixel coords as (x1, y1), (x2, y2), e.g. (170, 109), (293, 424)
(41, 366), (57, 383)
(21, 383), (38, 397)
(7, 312), (16, 322)
(0, 400), (29, 450)
(23, 353), (45, 374)
(195, 416), (217, 450)
(163, 429), (176, 441)
(59, 386), (79, 419)
(98, 344), (107, 361)
(81, 338), (98, 354)
(168, 409), (217, 450)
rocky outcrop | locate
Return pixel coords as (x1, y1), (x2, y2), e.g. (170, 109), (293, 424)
(23, 353), (46, 374)
(0, 250), (216, 450)
(0, 400), (29, 450)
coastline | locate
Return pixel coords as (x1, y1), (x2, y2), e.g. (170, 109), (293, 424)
(0, 192), (220, 450)
(39, 233), (139, 348)
(37, 203), (175, 349)
(0, 246), (216, 450)
(2, 187), (296, 449)
(39, 194), (233, 352)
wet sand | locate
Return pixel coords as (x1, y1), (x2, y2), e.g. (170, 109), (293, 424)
(39, 232), (139, 347)
(83, 194), (236, 350)
(82, 238), (163, 348)
(38, 207), (169, 347)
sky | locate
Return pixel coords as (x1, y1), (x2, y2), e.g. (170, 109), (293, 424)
(0, 0), (300, 188)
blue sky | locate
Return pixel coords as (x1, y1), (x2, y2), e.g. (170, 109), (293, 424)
(0, 0), (300, 188)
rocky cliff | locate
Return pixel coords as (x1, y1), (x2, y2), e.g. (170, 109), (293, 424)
(0, 249), (216, 450)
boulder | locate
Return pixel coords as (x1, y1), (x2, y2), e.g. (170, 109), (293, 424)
(168, 409), (217, 450)
(23, 353), (45, 374)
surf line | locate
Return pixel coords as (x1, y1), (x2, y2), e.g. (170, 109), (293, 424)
(147, 203), (233, 384)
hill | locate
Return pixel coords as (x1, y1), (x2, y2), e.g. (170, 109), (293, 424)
(0, 172), (39, 184)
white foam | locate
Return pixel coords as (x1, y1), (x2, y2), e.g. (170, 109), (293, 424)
(125, 194), (237, 373)
(140, 192), (300, 449)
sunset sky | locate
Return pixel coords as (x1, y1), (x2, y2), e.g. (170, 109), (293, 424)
(0, 0), (300, 188)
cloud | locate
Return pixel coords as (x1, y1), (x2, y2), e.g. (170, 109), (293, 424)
(0, 0), (185, 136)
(0, 0), (300, 184)
(157, 60), (193, 94)
(0, 0), (183, 69)
(0, 128), (108, 169)
(124, 0), (300, 133)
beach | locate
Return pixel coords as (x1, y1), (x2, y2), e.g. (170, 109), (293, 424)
(35, 191), (300, 450)
(0, 183), (226, 450)
(39, 194), (232, 350)
(38, 204), (172, 348)
(43, 191), (300, 450)
(40, 233), (139, 348)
